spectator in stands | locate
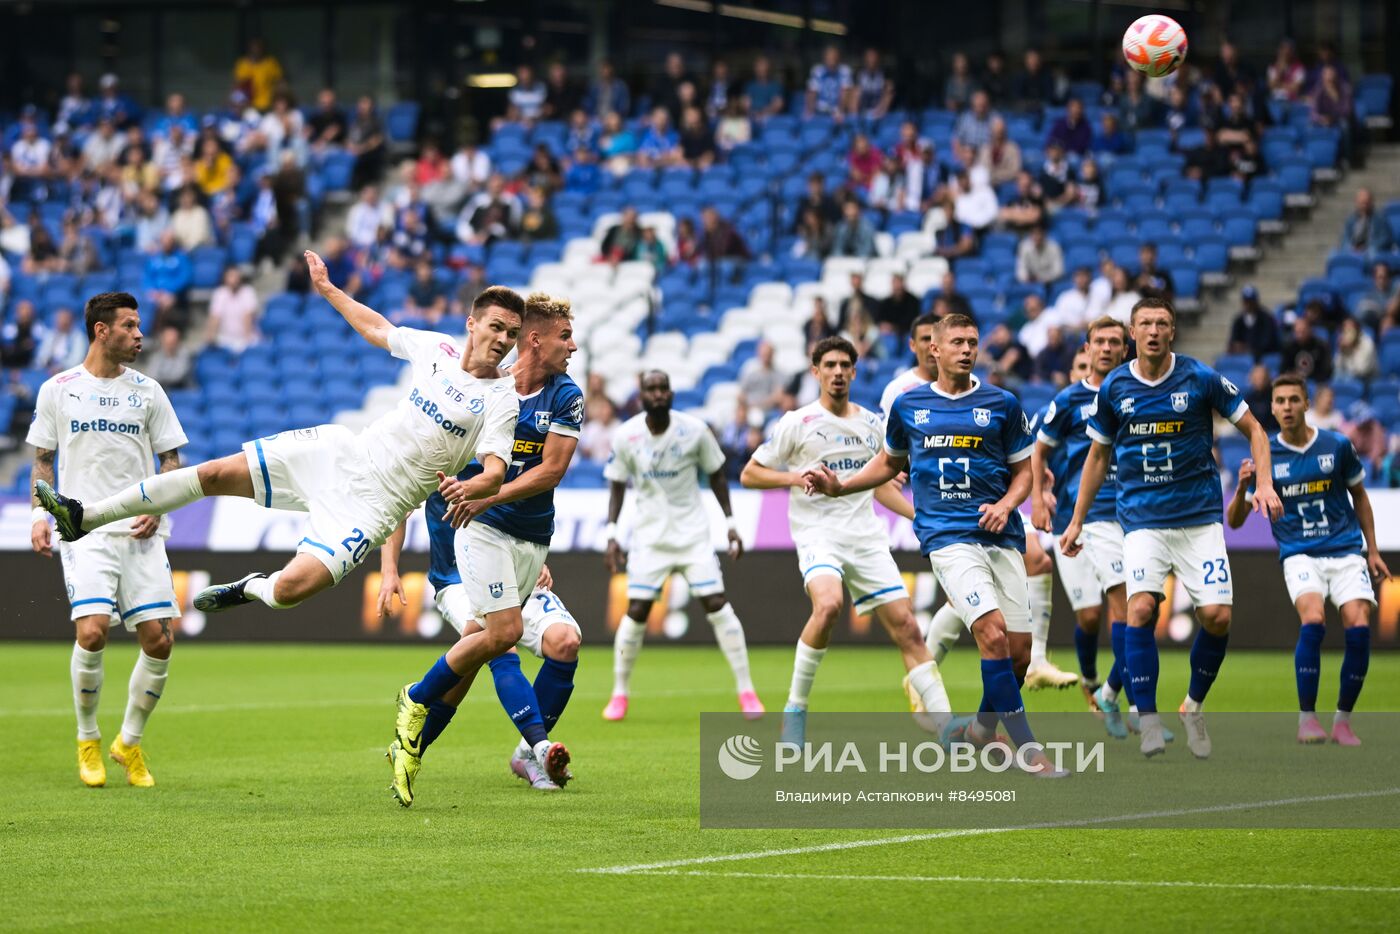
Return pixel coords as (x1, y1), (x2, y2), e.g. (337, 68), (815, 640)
(34, 308), (87, 373)
(998, 169), (1045, 232)
(346, 96), (386, 190)
(120, 136), (160, 201)
(719, 398), (764, 481)
(234, 38), (284, 112)
(705, 60), (733, 120)
(830, 198), (875, 259)
(544, 62), (582, 119)
(81, 116), (125, 171)
(1184, 127), (1232, 180)
(977, 116), (1022, 186)
(1118, 70), (1161, 131)
(564, 108), (600, 157)
(138, 325), (193, 391)
(1309, 385), (1350, 433)
(783, 348), (822, 409)
(9, 118), (53, 203)
(170, 186), (214, 251)
(1195, 83), (1227, 133)
(601, 207), (643, 263)
(795, 172), (840, 228)
(402, 258), (447, 324)
(449, 140), (492, 197)
(1074, 157), (1103, 211)
(306, 88), (347, 154)
(1281, 317), (1334, 382)
(1334, 317), (1379, 382)
(1036, 140), (1077, 210)
(635, 226), (668, 272)
(515, 186), (557, 242)
(807, 45), (852, 119)
(207, 266), (263, 354)
(524, 144), (563, 191)
(1015, 292), (1053, 356)
(854, 48), (894, 120)
(678, 106), (716, 169)
(346, 184), (387, 250)
(933, 271), (974, 321)
(55, 72), (92, 132)
(1355, 262), (1398, 330)
(982, 323), (1031, 389)
(1012, 48), (1056, 114)
(578, 393), (619, 465)
(1244, 363), (1279, 432)
(653, 52), (694, 124)
(891, 122), (938, 212)
(95, 73), (138, 128)
(1267, 39), (1306, 102)
(636, 107), (680, 168)
(0, 300), (44, 369)
(1104, 265), (1141, 323)
(251, 94), (306, 171)
(952, 166), (998, 232)
(943, 52), (977, 112)
(932, 188), (977, 260)
(1227, 286), (1282, 360)
(792, 206), (833, 260)
(738, 340), (787, 413)
(145, 231), (192, 330)
(1047, 97), (1091, 155)
(1135, 242), (1175, 301)
(598, 111), (638, 174)
(1213, 41), (1255, 98)
(842, 302), (883, 362)
(803, 297), (837, 345)
(585, 60), (631, 120)
(455, 173), (521, 245)
(877, 274), (920, 338)
(413, 140), (448, 187)
(1093, 111), (1132, 155)
(715, 98), (753, 153)
(1339, 188), (1393, 257)
(846, 133), (883, 192)
(508, 64), (548, 124)
(132, 190), (169, 254)
(153, 121), (193, 194)
(698, 206), (750, 261)
(155, 93), (199, 139)
(21, 221), (61, 275)
(744, 55), (786, 120)
(1049, 266), (1094, 331)
(674, 217), (699, 266)
(953, 90), (996, 163)
(193, 136), (234, 197)
(1035, 325), (1075, 385)
(57, 219), (100, 276)
(0, 251), (9, 305)
(451, 264), (488, 316)
(839, 272), (875, 331)
(1015, 223), (1064, 284)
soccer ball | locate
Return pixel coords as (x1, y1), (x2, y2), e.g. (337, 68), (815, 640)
(1122, 14), (1188, 78)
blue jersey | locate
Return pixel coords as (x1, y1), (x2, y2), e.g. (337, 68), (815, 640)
(1038, 379), (1120, 534)
(1249, 429), (1366, 562)
(456, 371), (583, 547)
(1087, 354), (1244, 533)
(886, 377), (1033, 555)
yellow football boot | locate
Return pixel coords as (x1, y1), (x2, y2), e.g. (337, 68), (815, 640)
(77, 739), (106, 787)
(109, 737), (155, 787)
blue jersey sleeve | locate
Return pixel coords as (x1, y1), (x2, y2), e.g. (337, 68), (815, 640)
(550, 380), (584, 437)
(885, 396), (910, 457)
(1002, 395), (1033, 463)
(1036, 391), (1072, 448)
(1085, 375), (1119, 445)
(1202, 365), (1248, 423)
(1339, 436), (1366, 487)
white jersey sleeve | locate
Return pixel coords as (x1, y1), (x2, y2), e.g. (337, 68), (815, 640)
(25, 378), (59, 450)
(145, 382), (188, 453)
(696, 424), (726, 476)
(750, 412), (795, 469)
(602, 424), (632, 484)
(477, 384), (519, 468)
(387, 325), (439, 364)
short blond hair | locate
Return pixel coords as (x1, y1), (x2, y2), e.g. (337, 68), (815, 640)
(523, 291), (573, 329)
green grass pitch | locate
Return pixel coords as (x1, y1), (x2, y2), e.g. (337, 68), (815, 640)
(2, 642), (1397, 932)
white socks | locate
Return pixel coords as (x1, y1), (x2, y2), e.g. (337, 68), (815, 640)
(121, 651), (170, 745)
(71, 643), (103, 740)
(1101, 683), (1119, 704)
(906, 660), (952, 714)
(245, 571), (299, 609)
(83, 466), (204, 531)
(612, 615), (646, 696)
(927, 603), (964, 665)
(707, 604), (754, 693)
(787, 640), (827, 709)
(1028, 573), (1053, 667)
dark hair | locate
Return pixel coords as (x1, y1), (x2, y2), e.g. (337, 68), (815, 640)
(910, 312), (939, 337)
(935, 312), (977, 336)
(811, 335), (857, 367)
(1130, 295), (1175, 323)
(84, 291), (138, 340)
(1271, 372), (1309, 400)
(1086, 315), (1129, 341)
(470, 285), (525, 319)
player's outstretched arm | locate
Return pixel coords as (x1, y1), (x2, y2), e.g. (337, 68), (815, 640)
(804, 449), (905, 497)
(1236, 410), (1283, 520)
(1060, 441), (1111, 557)
(873, 478), (915, 521)
(304, 250), (393, 351)
(1349, 483), (1392, 581)
(29, 446), (55, 557)
(445, 433), (580, 528)
(1225, 458), (1255, 530)
(738, 458), (801, 490)
(377, 519), (408, 617)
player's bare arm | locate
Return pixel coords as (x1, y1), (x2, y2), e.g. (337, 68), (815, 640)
(707, 469), (744, 560)
(1060, 440), (1112, 557)
(30, 446), (55, 557)
(739, 458), (802, 490)
(439, 455), (508, 509)
(1236, 410), (1283, 521)
(1225, 458), (1255, 530)
(305, 249), (393, 351)
(1349, 482), (1392, 581)
(604, 480), (628, 573)
(979, 457), (1031, 533)
(377, 519), (408, 616)
(805, 449), (905, 497)
(873, 477), (915, 521)
(442, 433), (578, 528)
(1030, 440), (1055, 532)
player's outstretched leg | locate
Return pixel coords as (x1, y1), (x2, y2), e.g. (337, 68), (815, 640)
(605, 602), (649, 721)
(701, 595), (763, 718)
(1295, 619), (1328, 744)
(1333, 614), (1372, 746)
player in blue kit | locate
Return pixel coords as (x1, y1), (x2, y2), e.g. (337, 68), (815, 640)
(1061, 297), (1282, 759)
(384, 293), (582, 806)
(806, 314), (1066, 777)
(1225, 374), (1389, 746)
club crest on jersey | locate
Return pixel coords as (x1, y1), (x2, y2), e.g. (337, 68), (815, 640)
(913, 409), (930, 426)
(489, 581), (504, 599)
(1120, 397), (1135, 415)
(127, 392), (142, 408)
(1221, 376), (1239, 395)
(1111, 560), (1123, 573)
(966, 591), (981, 607)
(1132, 568), (1146, 581)
(973, 408), (991, 427)
(1043, 401), (1057, 423)
(468, 397), (484, 414)
(1171, 392), (1189, 412)
(535, 411), (552, 431)
(1318, 454), (1334, 473)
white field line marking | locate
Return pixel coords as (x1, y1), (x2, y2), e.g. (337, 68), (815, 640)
(577, 787), (1400, 875)
(616, 869), (1400, 895)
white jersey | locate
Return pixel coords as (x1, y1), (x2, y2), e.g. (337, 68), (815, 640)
(26, 364), (188, 536)
(363, 326), (518, 520)
(604, 410), (726, 551)
(879, 367), (932, 422)
(752, 401), (887, 547)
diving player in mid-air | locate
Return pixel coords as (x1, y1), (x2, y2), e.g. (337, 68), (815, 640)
(1226, 373), (1389, 745)
(1061, 297), (1283, 759)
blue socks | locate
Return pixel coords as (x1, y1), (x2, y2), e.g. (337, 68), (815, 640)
(1338, 626), (1370, 712)
(1187, 628), (1230, 704)
(1107, 621), (1131, 703)
(980, 657), (1036, 747)
(489, 653), (549, 747)
(421, 700), (457, 751)
(1124, 625), (1159, 713)
(1074, 625), (1099, 682)
(1294, 622), (1325, 712)
(408, 655), (462, 705)
(533, 658), (577, 733)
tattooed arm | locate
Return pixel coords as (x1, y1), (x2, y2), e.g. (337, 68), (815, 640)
(31, 447), (55, 557)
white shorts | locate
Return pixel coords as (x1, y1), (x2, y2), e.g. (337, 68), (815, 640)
(798, 538), (908, 612)
(455, 522), (549, 616)
(1123, 523), (1233, 607)
(60, 534), (180, 629)
(927, 543), (1032, 633)
(244, 425), (401, 585)
(1282, 553), (1377, 608)
(435, 584), (582, 659)
(626, 540), (725, 601)
(1054, 521), (1127, 611)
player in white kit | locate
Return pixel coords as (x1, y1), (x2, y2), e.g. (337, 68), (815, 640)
(602, 370), (763, 720)
(742, 336), (952, 744)
(35, 251), (522, 618)
(27, 292), (188, 788)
